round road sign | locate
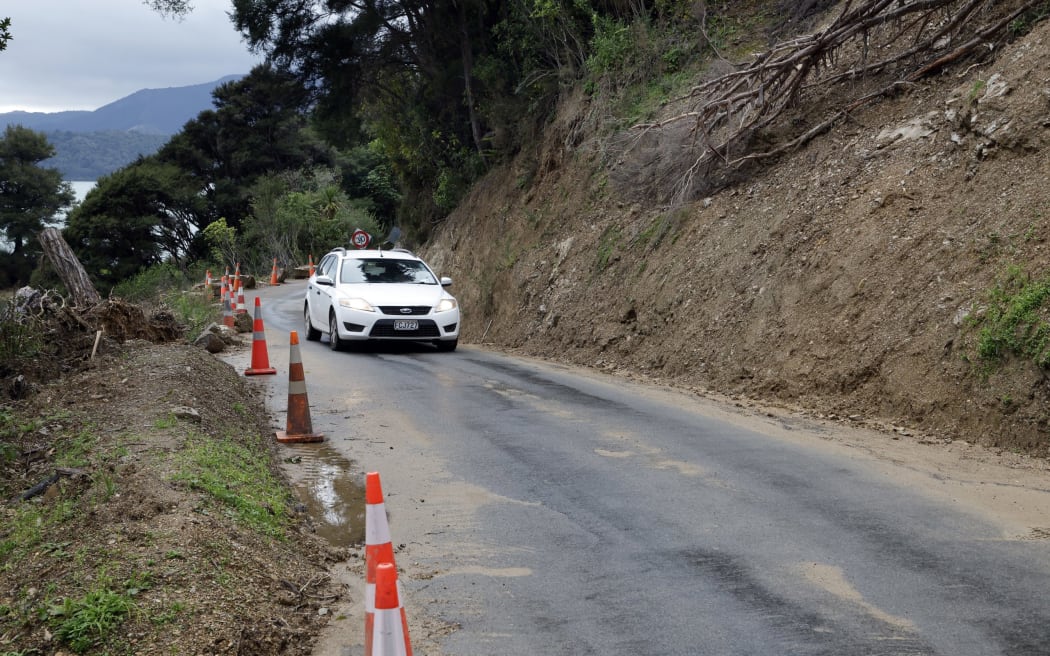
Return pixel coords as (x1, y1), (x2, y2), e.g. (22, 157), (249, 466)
(351, 229), (372, 249)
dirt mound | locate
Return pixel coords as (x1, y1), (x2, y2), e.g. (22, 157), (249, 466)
(0, 292), (187, 400)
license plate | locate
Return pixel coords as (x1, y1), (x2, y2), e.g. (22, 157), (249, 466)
(393, 320), (418, 331)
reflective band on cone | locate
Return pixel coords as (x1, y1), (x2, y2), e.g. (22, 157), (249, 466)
(365, 472), (412, 656)
(235, 277), (247, 315)
(221, 278), (235, 329)
(372, 562), (410, 656)
(275, 331), (324, 443)
(244, 297), (277, 376)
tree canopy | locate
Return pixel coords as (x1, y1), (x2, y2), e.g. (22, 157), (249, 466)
(0, 126), (74, 285)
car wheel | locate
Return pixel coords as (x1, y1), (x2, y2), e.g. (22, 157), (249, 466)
(328, 312), (345, 351)
(304, 304), (321, 341)
(434, 338), (458, 352)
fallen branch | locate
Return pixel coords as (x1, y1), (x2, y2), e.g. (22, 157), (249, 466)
(15, 467), (88, 502)
(625, 0), (1047, 204)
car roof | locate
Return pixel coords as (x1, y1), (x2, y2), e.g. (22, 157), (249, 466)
(330, 248), (418, 261)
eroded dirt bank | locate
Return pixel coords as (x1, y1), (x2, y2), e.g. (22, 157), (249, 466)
(423, 16), (1050, 457)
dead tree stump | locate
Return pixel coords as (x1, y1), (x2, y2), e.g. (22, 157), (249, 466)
(38, 227), (101, 307)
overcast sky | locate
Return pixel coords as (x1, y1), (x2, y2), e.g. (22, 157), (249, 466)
(0, 1), (263, 113)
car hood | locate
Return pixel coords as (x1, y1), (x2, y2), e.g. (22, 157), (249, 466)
(342, 283), (452, 306)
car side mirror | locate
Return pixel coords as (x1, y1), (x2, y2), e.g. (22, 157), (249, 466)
(440, 276), (453, 287)
(315, 275), (334, 287)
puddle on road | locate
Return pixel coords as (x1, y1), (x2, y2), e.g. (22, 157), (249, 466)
(283, 443), (366, 549)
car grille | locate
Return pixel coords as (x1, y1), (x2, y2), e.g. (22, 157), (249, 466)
(370, 319), (440, 338)
(377, 306), (431, 315)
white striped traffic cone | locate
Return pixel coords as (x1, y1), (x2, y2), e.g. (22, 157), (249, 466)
(275, 331), (323, 443)
(365, 472), (412, 656)
(372, 562), (410, 656)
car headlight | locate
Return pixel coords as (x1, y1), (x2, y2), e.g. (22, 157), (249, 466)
(339, 297), (375, 312)
(434, 298), (458, 313)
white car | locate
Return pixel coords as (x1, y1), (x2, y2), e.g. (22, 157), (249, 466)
(304, 248), (460, 352)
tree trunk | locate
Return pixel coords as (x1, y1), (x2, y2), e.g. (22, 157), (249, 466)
(38, 227), (101, 307)
(457, 0), (486, 161)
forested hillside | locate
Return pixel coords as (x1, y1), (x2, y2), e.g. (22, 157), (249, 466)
(0, 76), (242, 179)
(41, 130), (169, 180)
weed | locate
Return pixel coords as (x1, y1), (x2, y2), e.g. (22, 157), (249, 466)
(150, 601), (186, 625)
(153, 414), (178, 430)
(231, 402), (246, 416)
(172, 435), (291, 538)
(48, 586), (134, 652)
(635, 210), (686, 252)
(0, 298), (45, 367)
(967, 79), (987, 102)
(164, 291), (213, 343)
(1, 501), (76, 566)
(56, 429), (97, 469)
(972, 265), (1050, 369)
(1008, 2), (1050, 37)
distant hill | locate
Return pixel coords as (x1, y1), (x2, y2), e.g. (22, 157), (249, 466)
(1, 75), (244, 180)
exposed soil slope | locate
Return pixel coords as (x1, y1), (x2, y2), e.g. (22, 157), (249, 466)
(423, 13), (1050, 456)
(0, 341), (343, 655)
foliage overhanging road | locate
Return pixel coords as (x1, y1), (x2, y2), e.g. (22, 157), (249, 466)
(236, 281), (1050, 656)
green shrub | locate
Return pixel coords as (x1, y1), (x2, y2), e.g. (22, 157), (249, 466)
(974, 265), (1050, 368)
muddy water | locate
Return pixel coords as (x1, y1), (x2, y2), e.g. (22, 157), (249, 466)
(285, 443), (366, 548)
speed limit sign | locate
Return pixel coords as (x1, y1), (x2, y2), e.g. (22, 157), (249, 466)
(351, 229), (372, 249)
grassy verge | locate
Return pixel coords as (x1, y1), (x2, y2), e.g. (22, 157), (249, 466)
(0, 343), (335, 655)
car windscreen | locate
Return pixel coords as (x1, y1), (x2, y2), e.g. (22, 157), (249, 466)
(340, 258), (438, 284)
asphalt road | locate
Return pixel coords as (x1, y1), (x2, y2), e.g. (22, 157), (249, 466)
(234, 281), (1050, 656)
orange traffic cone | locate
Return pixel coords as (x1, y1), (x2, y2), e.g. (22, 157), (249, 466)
(221, 279), (235, 329)
(276, 331), (324, 443)
(244, 297), (277, 376)
(270, 258), (280, 286)
(236, 283), (247, 315)
(308, 253), (315, 277)
(365, 472), (412, 656)
(373, 562), (411, 656)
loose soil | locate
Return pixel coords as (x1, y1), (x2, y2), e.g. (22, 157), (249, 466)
(422, 9), (1050, 458)
(0, 315), (347, 655)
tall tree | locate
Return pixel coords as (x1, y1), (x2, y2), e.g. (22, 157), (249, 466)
(0, 126), (74, 284)
(156, 65), (327, 228)
(63, 159), (214, 292)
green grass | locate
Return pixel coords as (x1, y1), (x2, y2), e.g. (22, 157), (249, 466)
(972, 265), (1050, 368)
(47, 584), (135, 653)
(165, 290), (215, 343)
(153, 413), (178, 430)
(172, 435), (291, 538)
(1, 500), (78, 568)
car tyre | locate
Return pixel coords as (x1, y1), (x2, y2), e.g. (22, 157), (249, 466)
(434, 338), (458, 352)
(328, 312), (345, 352)
(304, 304), (321, 341)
